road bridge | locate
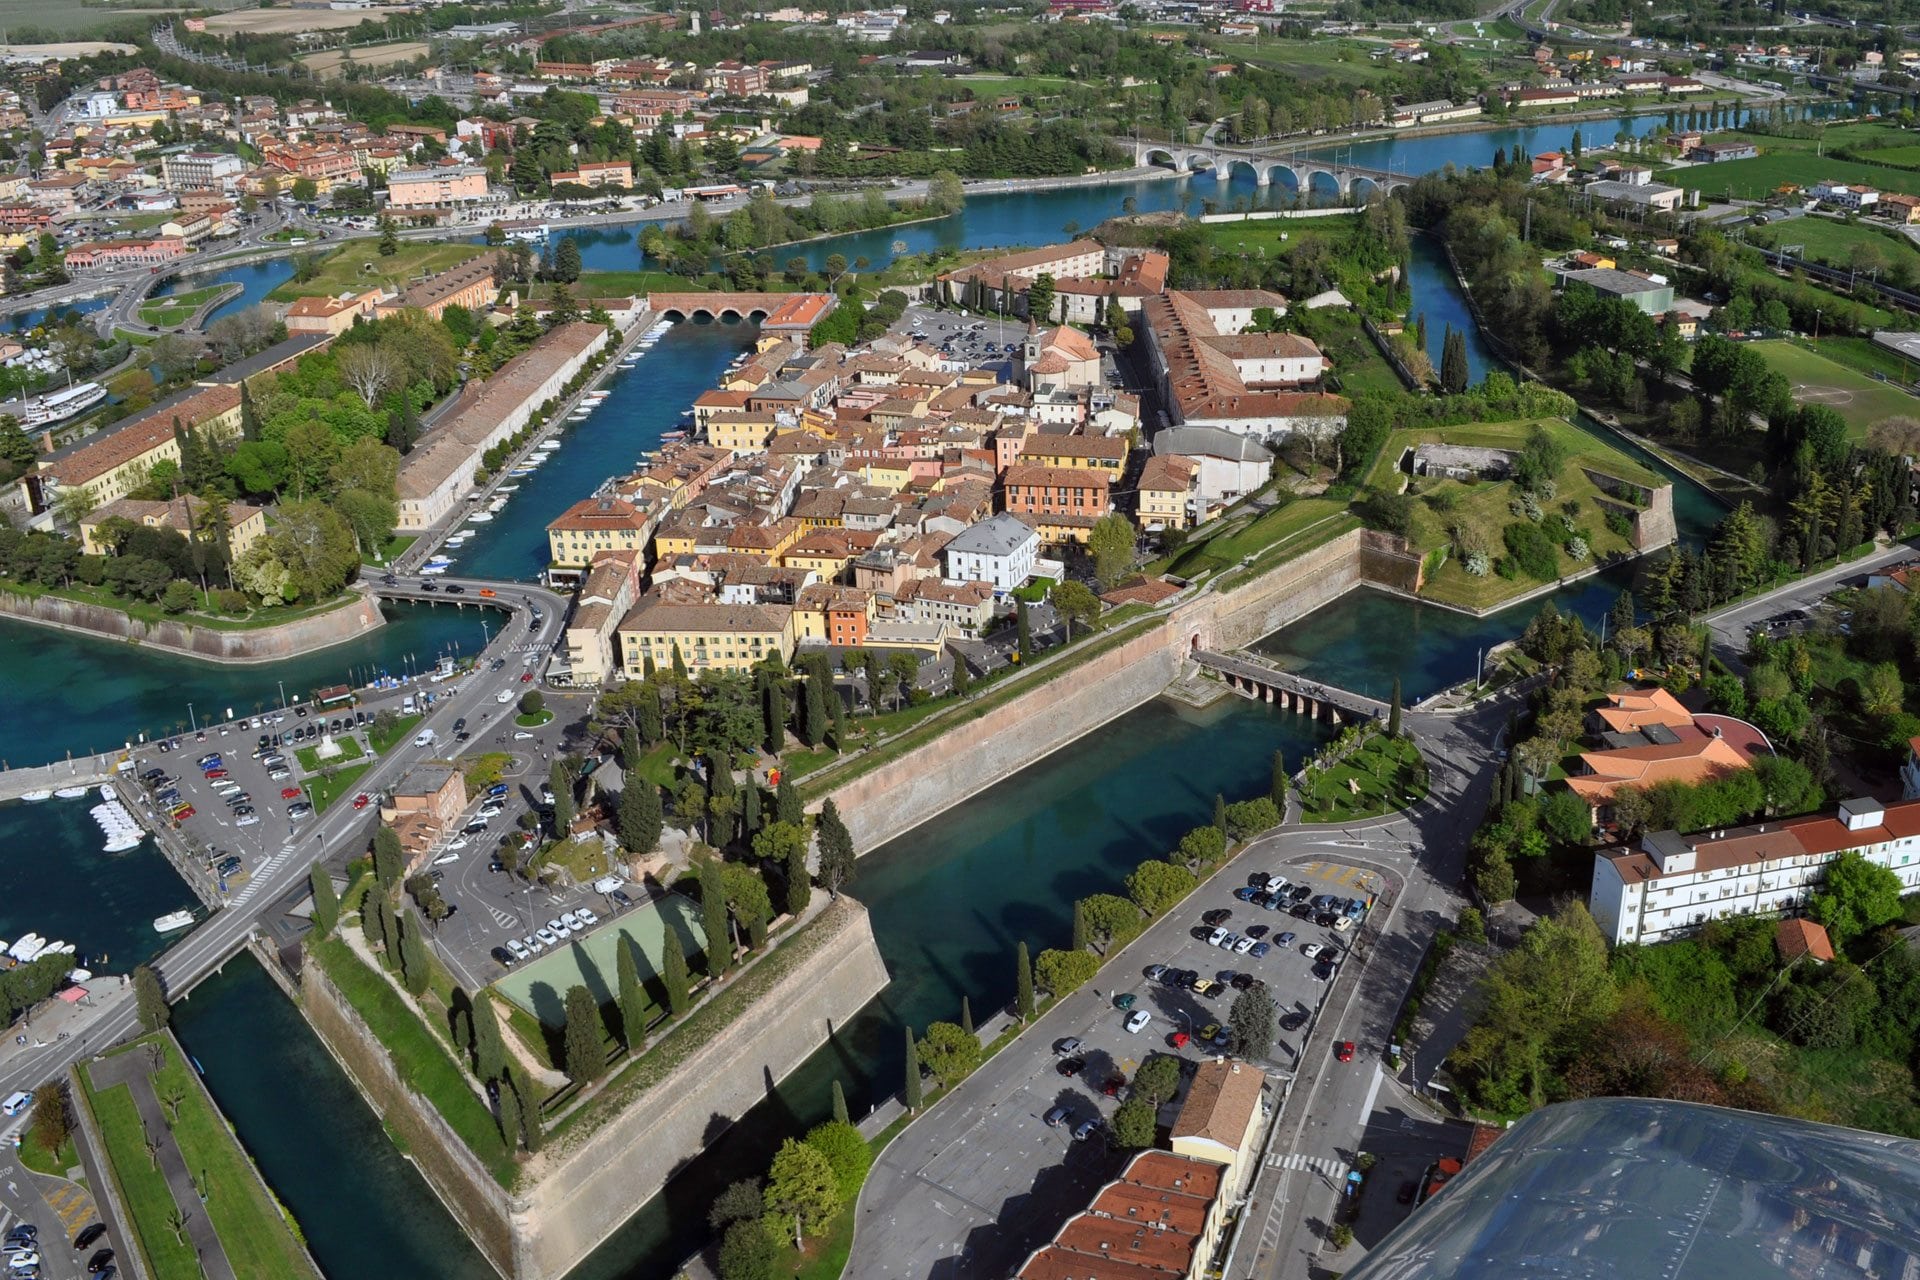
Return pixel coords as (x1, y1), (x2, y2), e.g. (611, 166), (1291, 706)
(1191, 649), (1387, 723)
(1129, 140), (1412, 199)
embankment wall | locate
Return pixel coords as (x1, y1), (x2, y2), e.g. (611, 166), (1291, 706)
(0, 590), (384, 663)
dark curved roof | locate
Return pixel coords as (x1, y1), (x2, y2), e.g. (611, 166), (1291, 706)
(1347, 1097), (1920, 1280)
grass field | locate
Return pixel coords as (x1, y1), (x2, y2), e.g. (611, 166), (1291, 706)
(83, 1036), (320, 1280)
(268, 242), (491, 302)
(1719, 123), (1911, 154)
(1367, 418), (1664, 610)
(952, 74), (1074, 97)
(1300, 732), (1427, 823)
(1667, 152), (1920, 201)
(138, 286), (227, 329)
(205, 5), (412, 32)
(1750, 216), (1920, 276)
(1858, 144), (1920, 168)
(1201, 36), (1396, 82)
(1750, 338), (1920, 432)
(298, 40), (430, 79)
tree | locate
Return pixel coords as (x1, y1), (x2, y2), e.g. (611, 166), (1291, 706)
(1051, 579), (1101, 640)
(832, 1079), (850, 1127)
(1016, 940), (1035, 1022)
(309, 865), (338, 936)
(1214, 792), (1228, 836)
(1440, 326), (1469, 395)
(1271, 749), (1288, 808)
(1132, 1054), (1182, 1105)
(1126, 859), (1197, 916)
(396, 909), (431, 994)
(549, 760), (576, 834)
(1087, 514), (1136, 589)
(804, 1120), (873, 1199)
(718, 1220), (778, 1280)
(803, 674), (830, 747)
(1026, 272), (1056, 323)
(917, 1021), (981, 1090)
(1110, 1097), (1156, 1148)
(662, 925), (691, 1016)
(1071, 898), (1090, 951)
(1034, 947), (1099, 995)
(816, 799), (856, 896)
(374, 824), (404, 889)
(471, 990), (506, 1082)
(764, 1138), (841, 1248)
(29, 1081), (70, 1156)
(378, 216), (399, 256)
(1808, 851), (1903, 949)
(928, 169), (966, 216)
(554, 238), (582, 283)
(619, 774), (663, 854)
(1016, 599), (1033, 661)
(337, 342), (401, 411)
(1229, 987), (1277, 1058)
(617, 938), (648, 1052)
(1388, 676), (1402, 738)
(700, 859), (733, 977)
(133, 965), (169, 1031)
(563, 984), (606, 1083)
(903, 1024), (923, 1112)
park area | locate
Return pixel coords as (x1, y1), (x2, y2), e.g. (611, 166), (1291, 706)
(137, 286), (229, 329)
(1366, 418), (1664, 610)
(1750, 339), (1919, 433)
(78, 1034), (321, 1280)
(1299, 729), (1427, 823)
(269, 242), (493, 303)
(493, 893), (709, 1028)
(1665, 152), (1920, 201)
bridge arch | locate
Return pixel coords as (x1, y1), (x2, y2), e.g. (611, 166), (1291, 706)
(1349, 175), (1388, 204)
(1142, 146), (1180, 170)
(1305, 169), (1345, 202)
(1264, 163), (1301, 192)
(1223, 156), (1263, 185)
(1183, 152), (1215, 173)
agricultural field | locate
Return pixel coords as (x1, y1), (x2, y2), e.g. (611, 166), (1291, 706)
(203, 5), (413, 32)
(1750, 338), (1920, 433)
(1195, 36), (1397, 83)
(952, 74), (1075, 98)
(1749, 216), (1920, 276)
(298, 40), (430, 78)
(1666, 152), (1920, 201)
(268, 241), (492, 302)
(1366, 418), (1665, 611)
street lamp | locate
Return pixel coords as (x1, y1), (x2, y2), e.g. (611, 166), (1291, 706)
(187, 703), (197, 733)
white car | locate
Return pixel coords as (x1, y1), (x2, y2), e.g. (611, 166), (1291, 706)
(534, 927), (559, 947)
(433, 849), (460, 866)
(1124, 1010), (1151, 1034)
(513, 731), (535, 740)
(8, 1253), (38, 1271)
(1206, 926), (1227, 947)
(235, 813), (261, 827)
(504, 938), (531, 961)
(496, 690), (514, 704)
(521, 933), (545, 954)
(575, 906), (600, 927)
(1233, 936), (1256, 955)
(559, 911), (581, 930)
(1300, 943), (1327, 961)
(546, 917), (572, 938)
(447, 835), (470, 851)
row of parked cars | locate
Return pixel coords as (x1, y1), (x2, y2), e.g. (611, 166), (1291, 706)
(4, 1221), (113, 1280)
(495, 905), (602, 965)
(1233, 873), (1370, 932)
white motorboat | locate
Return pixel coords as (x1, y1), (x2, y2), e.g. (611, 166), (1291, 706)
(98, 784), (114, 799)
(54, 786), (88, 798)
(19, 790), (51, 802)
(468, 512), (494, 523)
(154, 910), (195, 933)
(8, 933), (41, 960)
(542, 438), (561, 449)
(67, 968), (91, 983)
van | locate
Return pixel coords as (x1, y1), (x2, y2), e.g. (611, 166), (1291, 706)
(413, 728), (437, 748)
(1, 1090), (31, 1117)
(402, 696), (417, 714)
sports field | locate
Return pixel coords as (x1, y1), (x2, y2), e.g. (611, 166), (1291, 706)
(493, 892), (708, 1027)
(1751, 338), (1920, 433)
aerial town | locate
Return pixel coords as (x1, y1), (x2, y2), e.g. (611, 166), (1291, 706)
(10, 1), (1920, 1279)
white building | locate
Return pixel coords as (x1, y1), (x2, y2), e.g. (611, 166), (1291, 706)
(1589, 794), (1920, 947)
(943, 512), (1039, 596)
(160, 151), (244, 193)
(1813, 179), (1880, 210)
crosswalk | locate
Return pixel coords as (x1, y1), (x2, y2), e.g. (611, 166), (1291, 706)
(1265, 1151), (1349, 1179)
(228, 841), (298, 908)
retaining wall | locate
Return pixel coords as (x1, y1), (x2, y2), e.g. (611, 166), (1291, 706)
(0, 591), (384, 664)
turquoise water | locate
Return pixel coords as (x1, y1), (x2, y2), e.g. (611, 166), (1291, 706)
(154, 258), (297, 327)
(0, 600), (494, 768)
(4, 295), (110, 333)
(0, 795), (196, 971)
(452, 318), (755, 581)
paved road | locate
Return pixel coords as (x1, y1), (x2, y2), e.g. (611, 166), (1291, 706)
(1701, 538), (1916, 658)
(0, 577), (571, 1111)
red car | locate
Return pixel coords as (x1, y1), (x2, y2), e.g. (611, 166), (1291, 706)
(203, 768), (228, 780)
(171, 805), (196, 821)
(1101, 1073), (1126, 1098)
(1168, 1031), (1190, 1049)
(1335, 1041), (1356, 1063)
(352, 793), (371, 810)
(280, 787), (302, 800)
(520, 672), (534, 683)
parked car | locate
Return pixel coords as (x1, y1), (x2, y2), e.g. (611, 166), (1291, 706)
(1300, 943), (1328, 961)
(1071, 1118), (1100, 1142)
(1057, 1056), (1087, 1077)
(1053, 1037), (1083, 1057)
(1113, 992), (1136, 1010)
(1044, 1105), (1071, 1128)
(1124, 1010), (1151, 1033)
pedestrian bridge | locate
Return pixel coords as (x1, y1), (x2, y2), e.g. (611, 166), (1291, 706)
(1191, 650), (1386, 724)
(1130, 141), (1411, 199)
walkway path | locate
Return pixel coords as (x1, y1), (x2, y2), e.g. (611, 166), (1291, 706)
(87, 1047), (237, 1280)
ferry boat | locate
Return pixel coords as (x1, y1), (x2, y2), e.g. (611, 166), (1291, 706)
(153, 910), (195, 934)
(5, 380), (107, 429)
(503, 220), (550, 244)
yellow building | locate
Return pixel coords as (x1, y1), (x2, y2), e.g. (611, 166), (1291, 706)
(616, 597), (797, 675)
(1170, 1058), (1267, 1201)
(546, 495), (659, 581)
(725, 517), (807, 564)
(857, 459), (914, 491)
(28, 384), (243, 517)
(1138, 454), (1199, 530)
(1021, 511), (1101, 547)
(1019, 433), (1130, 480)
(705, 410), (782, 456)
(781, 528), (867, 581)
(80, 495), (267, 558)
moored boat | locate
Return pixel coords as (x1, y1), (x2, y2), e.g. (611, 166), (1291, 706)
(153, 910), (195, 934)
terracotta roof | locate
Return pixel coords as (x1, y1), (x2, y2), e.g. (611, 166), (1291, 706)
(1171, 1059), (1264, 1150)
(1138, 454), (1197, 492)
(617, 595), (792, 634)
(1593, 686), (1692, 733)
(1564, 733), (1752, 803)
(1101, 578), (1182, 607)
(42, 383), (241, 488)
(1777, 917), (1835, 963)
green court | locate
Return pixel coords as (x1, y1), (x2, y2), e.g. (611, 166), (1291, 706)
(494, 893), (709, 1027)
(1750, 339), (1919, 433)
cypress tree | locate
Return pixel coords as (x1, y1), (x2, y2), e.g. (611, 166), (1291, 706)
(951, 654), (971, 696)
(776, 775), (802, 826)
(743, 782), (763, 840)
(360, 891), (384, 952)
(1214, 792), (1227, 836)
(513, 1066), (543, 1153)
(785, 843), (811, 916)
(496, 1076), (521, 1152)
(309, 865), (338, 936)
(1016, 940), (1034, 1022)
(662, 924), (691, 1016)
(373, 824), (404, 889)
(239, 381), (260, 442)
(828, 682), (847, 747)
(563, 984), (606, 1083)
(398, 909), (431, 995)
(1072, 899), (1089, 952)
(832, 1079), (849, 1127)
(1388, 676), (1403, 738)
(708, 753), (735, 799)
(637, 681), (663, 744)
(803, 675), (829, 747)
(672, 642), (688, 679)
(1270, 749), (1287, 808)
(903, 1025), (923, 1112)
(699, 859), (732, 977)
(377, 899), (400, 967)
(472, 989), (506, 1082)
(619, 774), (663, 854)
(815, 798), (856, 896)
(617, 938), (648, 1052)
(764, 678), (787, 754)
(960, 995), (973, 1037)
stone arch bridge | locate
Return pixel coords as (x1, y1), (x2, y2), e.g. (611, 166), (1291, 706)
(1130, 141), (1411, 200)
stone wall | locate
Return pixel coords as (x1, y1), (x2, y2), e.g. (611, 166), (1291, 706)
(300, 899), (889, 1280)
(1184, 527), (1367, 653)
(511, 896), (890, 1280)
(0, 590), (384, 664)
(1632, 482), (1677, 552)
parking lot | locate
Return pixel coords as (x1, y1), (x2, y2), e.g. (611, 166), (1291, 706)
(852, 854), (1384, 1279)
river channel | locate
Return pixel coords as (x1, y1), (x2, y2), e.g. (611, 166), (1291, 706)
(19, 112), (1748, 1279)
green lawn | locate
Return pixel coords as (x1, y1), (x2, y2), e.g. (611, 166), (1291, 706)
(295, 737), (364, 773)
(1750, 338), (1920, 433)
(306, 935), (515, 1184)
(15, 1128), (75, 1178)
(1300, 731), (1427, 823)
(368, 713), (423, 754)
(1748, 216), (1920, 276)
(952, 73), (1074, 96)
(269, 242), (493, 302)
(1200, 35), (1397, 83)
(515, 709), (554, 727)
(138, 286), (228, 328)
(1365, 418), (1664, 610)
(1159, 497), (1356, 578)
(1667, 151), (1920, 201)
(82, 1036), (319, 1280)
(303, 762), (372, 813)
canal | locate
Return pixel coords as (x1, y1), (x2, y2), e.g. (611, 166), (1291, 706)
(49, 113), (1744, 1280)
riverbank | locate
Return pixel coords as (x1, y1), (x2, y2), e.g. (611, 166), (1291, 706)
(0, 588), (385, 665)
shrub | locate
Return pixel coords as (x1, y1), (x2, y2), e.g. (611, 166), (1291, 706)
(1424, 489), (1458, 513)
(1605, 509), (1635, 539)
(1464, 550), (1491, 577)
(1502, 521), (1559, 580)
(1224, 797), (1281, 839)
